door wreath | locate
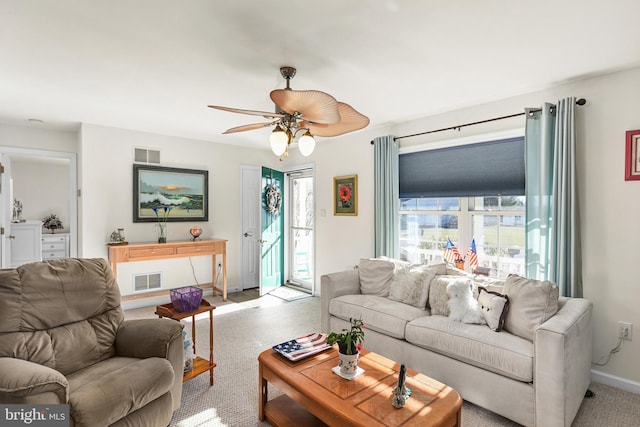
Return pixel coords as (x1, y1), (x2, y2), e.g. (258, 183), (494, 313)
(264, 183), (282, 214)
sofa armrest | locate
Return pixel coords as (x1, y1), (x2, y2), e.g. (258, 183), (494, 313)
(115, 318), (183, 359)
(320, 269), (361, 333)
(0, 357), (68, 404)
(534, 297), (592, 427)
(115, 318), (184, 412)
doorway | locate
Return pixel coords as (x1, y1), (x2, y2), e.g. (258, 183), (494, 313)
(286, 169), (314, 292)
(0, 147), (78, 268)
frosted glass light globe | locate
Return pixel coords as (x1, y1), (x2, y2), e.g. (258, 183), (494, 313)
(298, 131), (316, 156)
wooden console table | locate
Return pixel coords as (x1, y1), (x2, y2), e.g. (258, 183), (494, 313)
(108, 239), (228, 301)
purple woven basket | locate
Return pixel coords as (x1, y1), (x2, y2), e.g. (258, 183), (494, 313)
(170, 286), (203, 312)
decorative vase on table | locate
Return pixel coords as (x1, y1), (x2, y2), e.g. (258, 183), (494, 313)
(153, 206), (172, 244)
(156, 223), (167, 244)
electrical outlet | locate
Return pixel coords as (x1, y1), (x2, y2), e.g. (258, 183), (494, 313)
(617, 322), (633, 341)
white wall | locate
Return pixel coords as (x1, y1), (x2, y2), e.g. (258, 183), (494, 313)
(288, 66), (640, 387)
(78, 123), (277, 295)
(0, 124), (78, 152)
(12, 158), (70, 228)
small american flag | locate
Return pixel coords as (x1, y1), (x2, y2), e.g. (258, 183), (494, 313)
(444, 238), (462, 264)
(272, 333), (331, 361)
(466, 238), (479, 271)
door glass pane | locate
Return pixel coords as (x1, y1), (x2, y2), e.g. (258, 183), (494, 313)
(290, 175), (313, 288)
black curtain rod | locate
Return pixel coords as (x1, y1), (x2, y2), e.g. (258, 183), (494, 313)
(371, 98), (586, 144)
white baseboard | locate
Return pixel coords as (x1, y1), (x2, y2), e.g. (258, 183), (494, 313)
(591, 369), (640, 395)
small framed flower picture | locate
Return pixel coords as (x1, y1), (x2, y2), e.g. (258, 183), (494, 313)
(333, 175), (358, 216)
(625, 129), (640, 181)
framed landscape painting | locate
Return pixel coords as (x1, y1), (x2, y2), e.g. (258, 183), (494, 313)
(334, 175), (358, 216)
(133, 164), (209, 222)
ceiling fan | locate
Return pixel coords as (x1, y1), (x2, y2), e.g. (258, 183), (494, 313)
(208, 66), (369, 159)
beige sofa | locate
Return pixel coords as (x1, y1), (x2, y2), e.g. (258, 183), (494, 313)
(321, 260), (593, 427)
(0, 258), (184, 427)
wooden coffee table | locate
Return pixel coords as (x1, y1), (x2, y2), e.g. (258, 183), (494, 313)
(259, 347), (461, 426)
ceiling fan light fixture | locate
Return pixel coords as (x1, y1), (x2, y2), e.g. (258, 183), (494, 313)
(298, 130), (316, 156)
(209, 66), (369, 160)
(270, 124), (289, 156)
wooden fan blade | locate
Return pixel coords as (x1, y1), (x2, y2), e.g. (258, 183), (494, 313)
(300, 102), (369, 137)
(270, 89), (340, 124)
(208, 105), (284, 119)
(223, 121), (277, 134)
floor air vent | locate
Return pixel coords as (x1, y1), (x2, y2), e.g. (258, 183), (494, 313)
(134, 272), (162, 292)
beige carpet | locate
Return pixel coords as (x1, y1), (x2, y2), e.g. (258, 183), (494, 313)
(125, 294), (640, 427)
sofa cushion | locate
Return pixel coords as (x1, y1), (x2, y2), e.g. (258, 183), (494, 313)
(67, 356), (174, 427)
(503, 274), (559, 341)
(329, 295), (428, 339)
(388, 266), (435, 309)
(405, 315), (534, 382)
(478, 287), (510, 332)
(358, 258), (395, 296)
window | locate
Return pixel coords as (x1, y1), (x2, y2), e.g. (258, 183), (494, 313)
(399, 196), (525, 278)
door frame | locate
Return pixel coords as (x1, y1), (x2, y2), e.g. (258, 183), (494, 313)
(0, 146), (78, 268)
(283, 163), (316, 295)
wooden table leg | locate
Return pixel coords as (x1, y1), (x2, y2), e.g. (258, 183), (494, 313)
(209, 309), (214, 385)
(258, 363), (267, 421)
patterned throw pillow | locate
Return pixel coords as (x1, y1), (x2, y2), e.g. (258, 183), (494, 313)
(478, 286), (510, 331)
(388, 267), (436, 309)
(428, 275), (461, 316)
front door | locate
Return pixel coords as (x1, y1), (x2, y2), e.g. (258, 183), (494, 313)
(261, 167), (284, 295)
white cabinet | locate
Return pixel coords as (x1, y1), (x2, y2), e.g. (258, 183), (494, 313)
(42, 233), (70, 260)
(10, 221), (42, 267)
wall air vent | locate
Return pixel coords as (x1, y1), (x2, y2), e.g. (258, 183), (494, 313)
(134, 147), (161, 164)
(133, 272), (162, 292)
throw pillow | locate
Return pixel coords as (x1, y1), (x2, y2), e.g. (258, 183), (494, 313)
(503, 274), (559, 341)
(426, 262), (447, 275)
(388, 267), (436, 309)
(477, 286), (509, 331)
(428, 275), (461, 316)
(358, 258), (395, 296)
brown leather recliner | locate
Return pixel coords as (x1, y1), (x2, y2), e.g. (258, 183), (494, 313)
(0, 258), (183, 427)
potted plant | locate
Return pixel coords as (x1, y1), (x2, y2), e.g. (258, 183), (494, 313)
(327, 317), (365, 376)
(42, 214), (64, 234)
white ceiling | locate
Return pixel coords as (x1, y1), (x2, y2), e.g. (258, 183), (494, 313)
(2, 1), (640, 150)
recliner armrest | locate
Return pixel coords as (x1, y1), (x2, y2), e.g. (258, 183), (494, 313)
(115, 318), (183, 359)
(0, 357), (68, 404)
(320, 269), (361, 333)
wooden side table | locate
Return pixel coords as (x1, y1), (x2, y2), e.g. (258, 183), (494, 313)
(155, 300), (216, 385)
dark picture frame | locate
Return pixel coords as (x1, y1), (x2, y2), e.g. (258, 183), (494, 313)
(133, 164), (208, 222)
(625, 129), (640, 181)
(333, 174), (358, 216)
